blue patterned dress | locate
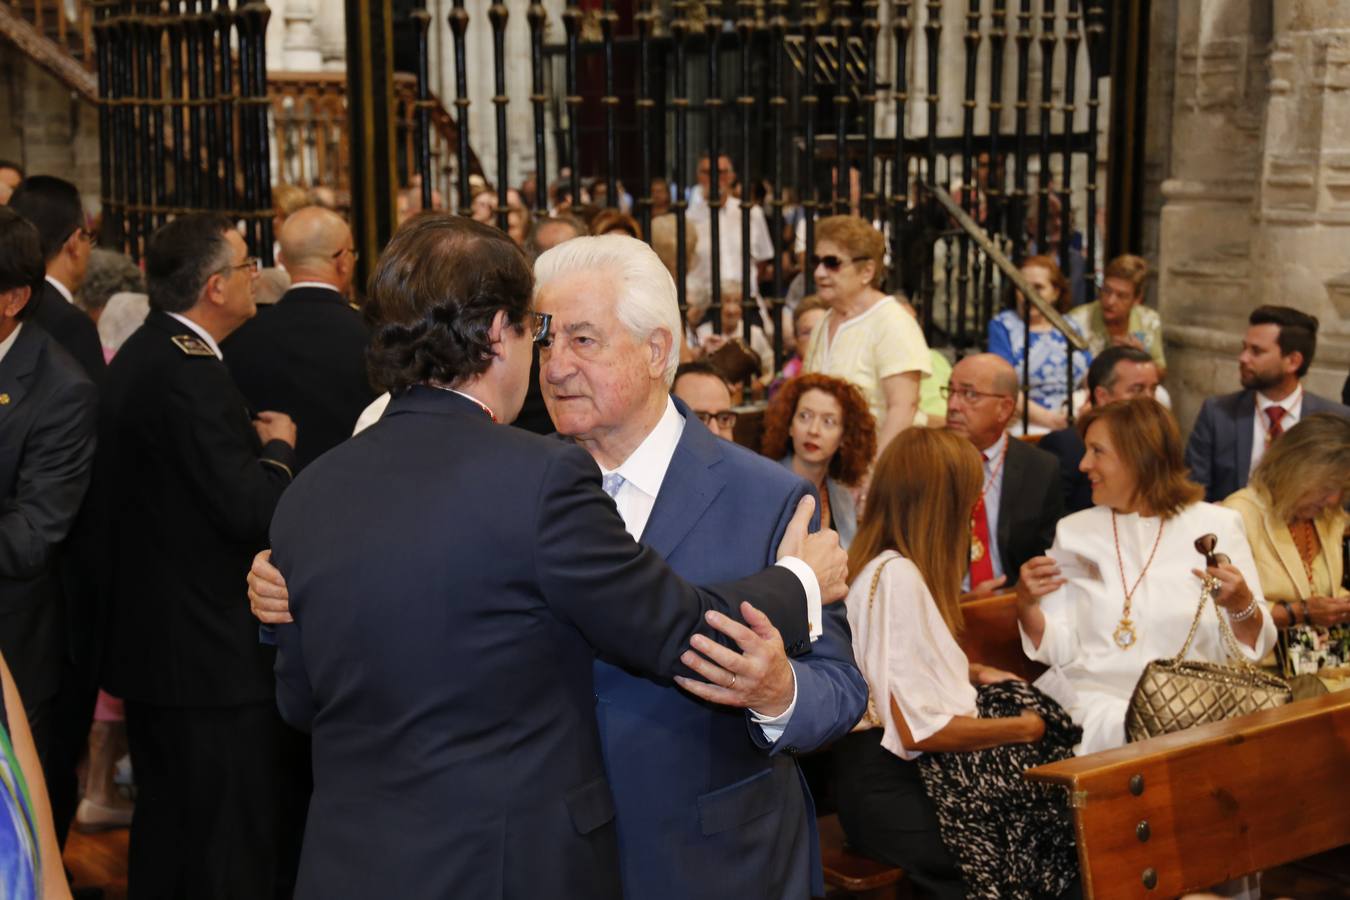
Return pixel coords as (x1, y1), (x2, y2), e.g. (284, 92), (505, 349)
(987, 309), (1092, 413)
(0, 689), (39, 900)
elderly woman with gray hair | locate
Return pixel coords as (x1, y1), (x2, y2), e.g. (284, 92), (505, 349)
(76, 248), (146, 359)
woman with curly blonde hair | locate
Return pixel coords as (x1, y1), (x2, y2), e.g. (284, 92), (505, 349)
(760, 373), (876, 547)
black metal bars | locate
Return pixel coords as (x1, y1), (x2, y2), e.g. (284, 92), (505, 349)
(91, 1), (273, 261)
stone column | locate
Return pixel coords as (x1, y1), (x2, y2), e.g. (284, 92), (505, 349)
(1250, 1), (1350, 398)
(1155, 0), (1272, 431)
(282, 0), (325, 71)
(316, 1), (348, 71)
(1159, 0), (1350, 432)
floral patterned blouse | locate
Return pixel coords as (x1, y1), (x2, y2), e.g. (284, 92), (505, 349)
(987, 309), (1093, 412)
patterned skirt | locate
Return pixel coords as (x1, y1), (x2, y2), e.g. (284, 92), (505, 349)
(916, 680), (1081, 899)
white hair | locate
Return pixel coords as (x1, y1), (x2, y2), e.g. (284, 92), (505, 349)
(533, 234), (682, 386)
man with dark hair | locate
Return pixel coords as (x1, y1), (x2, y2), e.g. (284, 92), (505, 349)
(8, 176), (103, 383)
(224, 206), (373, 469)
(0, 207), (97, 767)
(1186, 304), (1350, 502)
(99, 213), (298, 898)
(1039, 345), (1160, 513)
(255, 216), (848, 899)
(672, 360), (738, 441)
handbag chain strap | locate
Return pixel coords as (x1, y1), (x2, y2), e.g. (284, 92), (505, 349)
(867, 555), (894, 611)
(1173, 576), (1261, 670)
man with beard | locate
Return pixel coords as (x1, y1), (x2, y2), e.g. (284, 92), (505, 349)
(1186, 305), (1349, 502)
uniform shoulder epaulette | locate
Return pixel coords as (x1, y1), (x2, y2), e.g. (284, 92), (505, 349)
(171, 334), (216, 357)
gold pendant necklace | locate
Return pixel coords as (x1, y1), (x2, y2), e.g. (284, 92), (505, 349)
(1111, 512), (1165, 650)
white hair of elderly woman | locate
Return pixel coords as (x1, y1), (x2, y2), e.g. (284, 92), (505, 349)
(97, 291), (150, 356)
(533, 234), (682, 386)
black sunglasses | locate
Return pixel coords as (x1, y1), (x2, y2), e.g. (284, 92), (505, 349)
(810, 254), (870, 272)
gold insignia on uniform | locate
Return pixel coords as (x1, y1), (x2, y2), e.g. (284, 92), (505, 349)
(171, 335), (216, 357)
(0, 393), (9, 405)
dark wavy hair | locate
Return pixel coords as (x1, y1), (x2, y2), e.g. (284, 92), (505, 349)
(760, 373), (876, 486)
(366, 213), (533, 394)
(0, 207), (46, 319)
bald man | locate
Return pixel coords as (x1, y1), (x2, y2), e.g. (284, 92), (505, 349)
(944, 353), (1064, 598)
(224, 206), (374, 469)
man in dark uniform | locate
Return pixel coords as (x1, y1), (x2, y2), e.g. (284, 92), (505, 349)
(225, 205), (374, 469)
(8, 175), (103, 384)
(99, 213), (298, 899)
(0, 207), (97, 763)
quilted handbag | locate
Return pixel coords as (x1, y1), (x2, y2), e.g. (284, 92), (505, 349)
(1125, 576), (1292, 743)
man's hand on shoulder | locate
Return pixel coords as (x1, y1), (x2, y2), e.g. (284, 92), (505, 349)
(775, 496), (849, 603)
(674, 602), (795, 717)
(248, 549), (293, 624)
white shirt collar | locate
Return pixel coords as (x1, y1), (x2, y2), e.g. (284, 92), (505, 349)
(165, 311), (224, 360)
(45, 275), (74, 304)
(982, 431), (1010, 466)
(1256, 384), (1302, 414)
(0, 323), (22, 366)
(288, 281), (343, 295)
(599, 397), (686, 500)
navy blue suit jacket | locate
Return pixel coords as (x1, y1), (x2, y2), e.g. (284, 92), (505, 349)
(596, 398), (867, 900)
(269, 387), (811, 900)
(1185, 388), (1350, 502)
(0, 323), (96, 711)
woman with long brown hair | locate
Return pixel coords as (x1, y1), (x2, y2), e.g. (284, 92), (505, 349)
(834, 428), (1080, 900)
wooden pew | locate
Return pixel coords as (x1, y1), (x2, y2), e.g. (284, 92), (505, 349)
(1025, 689), (1350, 898)
(957, 590), (1044, 682)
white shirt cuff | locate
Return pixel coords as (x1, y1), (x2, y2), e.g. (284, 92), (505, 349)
(750, 662), (798, 743)
(775, 557), (823, 642)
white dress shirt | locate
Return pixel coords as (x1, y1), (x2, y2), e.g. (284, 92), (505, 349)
(288, 281), (343, 296)
(0, 323), (22, 366)
(689, 196), (775, 297)
(1249, 385), (1303, 475)
(45, 274), (74, 304)
(599, 396), (824, 739)
(166, 312), (223, 360)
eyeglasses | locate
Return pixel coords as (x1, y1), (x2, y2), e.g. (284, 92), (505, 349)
(531, 311), (553, 347)
(939, 385), (1010, 404)
(227, 256), (261, 276)
(331, 246), (359, 262)
(793, 408), (841, 430)
(694, 410), (738, 430)
(810, 254), (870, 272)
(77, 227), (98, 248)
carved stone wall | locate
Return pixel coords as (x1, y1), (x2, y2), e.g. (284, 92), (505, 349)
(0, 54), (100, 208)
(1159, 0), (1350, 433)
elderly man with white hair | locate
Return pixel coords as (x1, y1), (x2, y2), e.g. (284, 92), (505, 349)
(250, 234), (867, 899)
(533, 235), (866, 900)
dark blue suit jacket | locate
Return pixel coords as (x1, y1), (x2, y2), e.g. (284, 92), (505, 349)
(596, 399), (867, 900)
(0, 323), (96, 712)
(1185, 388), (1350, 502)
(269, 387), (811, 900)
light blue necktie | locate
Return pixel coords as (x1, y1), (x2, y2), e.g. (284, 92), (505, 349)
(602, 472), (625, 499)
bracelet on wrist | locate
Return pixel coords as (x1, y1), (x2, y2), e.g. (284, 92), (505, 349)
(1227, 597), (1260, 623)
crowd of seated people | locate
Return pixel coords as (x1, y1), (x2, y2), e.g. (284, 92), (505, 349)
(3, 156), (1349, 900)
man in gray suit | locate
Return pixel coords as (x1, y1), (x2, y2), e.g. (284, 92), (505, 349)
(1186, 305), (1350, 502)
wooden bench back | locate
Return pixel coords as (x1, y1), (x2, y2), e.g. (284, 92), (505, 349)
(1024, 691), (1350, 899)
(958, 591), (1046, 683)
